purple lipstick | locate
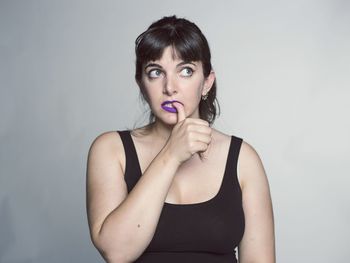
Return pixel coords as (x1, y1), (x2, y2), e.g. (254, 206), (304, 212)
(161, 100), (183, 113)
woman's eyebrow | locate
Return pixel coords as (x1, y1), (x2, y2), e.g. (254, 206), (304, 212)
(144, 61), (197, 71)
(144, 63), (162, 70)
(176, 61), (196, 67)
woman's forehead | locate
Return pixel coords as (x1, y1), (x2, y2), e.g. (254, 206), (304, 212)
(151, 46), (182, 62)
(145, 46), (201, 65)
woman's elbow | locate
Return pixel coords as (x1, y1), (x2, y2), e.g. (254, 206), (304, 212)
(91, 234), (135, 263)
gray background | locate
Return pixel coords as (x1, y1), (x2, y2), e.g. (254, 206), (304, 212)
(1, 0), (349, 262)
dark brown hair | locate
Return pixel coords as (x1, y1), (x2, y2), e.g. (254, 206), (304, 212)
(134, 15), (220, 126)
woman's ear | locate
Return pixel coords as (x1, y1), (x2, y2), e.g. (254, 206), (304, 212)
(203, 70), (216, 95)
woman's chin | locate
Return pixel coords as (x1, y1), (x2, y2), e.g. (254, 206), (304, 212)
(162, 119), (178, 126)
(155, 114), (178, 126)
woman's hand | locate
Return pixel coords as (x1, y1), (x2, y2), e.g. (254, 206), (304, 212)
(164, 101), (212, 165)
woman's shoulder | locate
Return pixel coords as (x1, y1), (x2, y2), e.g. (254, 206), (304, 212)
(212, 128), (259, 154)
(235, 138), (267, 189)
(211, 128), (243, 145)
(88, 130), (126, 170)
(89, 130), (124, 150)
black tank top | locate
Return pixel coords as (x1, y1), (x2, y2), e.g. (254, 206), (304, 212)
(118, 130), (245, 263)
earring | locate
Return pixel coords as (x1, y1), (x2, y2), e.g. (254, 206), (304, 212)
(201, 93), (208, 101)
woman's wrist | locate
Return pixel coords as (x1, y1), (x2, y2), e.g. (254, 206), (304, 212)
(158, 144), (182, 169)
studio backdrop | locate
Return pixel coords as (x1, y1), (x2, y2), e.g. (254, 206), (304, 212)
(1, 0), (349, 262)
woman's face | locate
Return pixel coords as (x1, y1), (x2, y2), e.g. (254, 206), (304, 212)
(141, 46), (215, 125)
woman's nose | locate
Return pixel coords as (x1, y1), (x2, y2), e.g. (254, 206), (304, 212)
(163, 76), (177, 95)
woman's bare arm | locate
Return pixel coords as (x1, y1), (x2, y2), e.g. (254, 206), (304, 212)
(86, 131), (180, 262)
(238, 141), (276, 263)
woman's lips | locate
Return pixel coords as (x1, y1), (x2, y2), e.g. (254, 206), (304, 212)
(161, 100), (183, 113)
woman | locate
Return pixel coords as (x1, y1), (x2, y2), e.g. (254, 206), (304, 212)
(86, 15), (275, 263)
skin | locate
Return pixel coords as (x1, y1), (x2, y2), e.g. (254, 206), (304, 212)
(86, 46), (275, 262)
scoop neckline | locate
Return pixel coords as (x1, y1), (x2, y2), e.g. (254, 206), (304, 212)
(128, 130), (233, 207)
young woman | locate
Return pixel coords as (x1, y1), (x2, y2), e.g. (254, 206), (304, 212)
(86, 15), (275, 263)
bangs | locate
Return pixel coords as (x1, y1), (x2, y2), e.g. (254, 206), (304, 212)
(135, 26), (205, 65)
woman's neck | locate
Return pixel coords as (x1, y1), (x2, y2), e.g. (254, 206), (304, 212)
(149, 119), (174, 142)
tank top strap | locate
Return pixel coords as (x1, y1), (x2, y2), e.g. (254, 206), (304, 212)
(220, 135), (243, 201)
(117, 130), (142, 193)
(227, 135), (243, 173)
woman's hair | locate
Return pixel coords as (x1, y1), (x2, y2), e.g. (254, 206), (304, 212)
(134, 15), (220, 127)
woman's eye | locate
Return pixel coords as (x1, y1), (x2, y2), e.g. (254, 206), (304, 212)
(148, 69), (162, 78)
(180, 67), (194, 77)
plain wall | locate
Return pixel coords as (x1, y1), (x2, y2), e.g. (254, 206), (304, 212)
(1, 0), (349, 262)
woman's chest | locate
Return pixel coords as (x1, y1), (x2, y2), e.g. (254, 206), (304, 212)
(135, 137), (231, 205)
